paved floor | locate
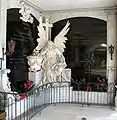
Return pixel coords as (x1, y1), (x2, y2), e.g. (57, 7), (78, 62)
(31, 104), (117, 120)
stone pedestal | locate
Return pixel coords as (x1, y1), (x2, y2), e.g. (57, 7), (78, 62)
(28, 71), (42, 86)
(57, 68), (71, 82)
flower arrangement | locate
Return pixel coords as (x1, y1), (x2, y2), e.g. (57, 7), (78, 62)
(23, 80), (33, 90)
(72, 76), (107, 92)
(21, 93), (26, 99)
(18, 80), (33, 99)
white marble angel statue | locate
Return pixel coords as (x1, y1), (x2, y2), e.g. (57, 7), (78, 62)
(27, 17), (71, 84)
(1, 69), (11, 92)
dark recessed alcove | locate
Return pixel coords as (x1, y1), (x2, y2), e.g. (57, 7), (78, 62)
(6, 8), (39, 92)
(52, 17), (107, 83)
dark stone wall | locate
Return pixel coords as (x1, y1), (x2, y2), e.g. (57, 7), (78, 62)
(6, 8), (38, 92)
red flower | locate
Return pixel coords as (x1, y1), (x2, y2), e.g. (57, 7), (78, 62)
(23, 80), (32, 90)
(9, 47), (13, 52)
(21, 94), (26, 99)
(86, 87), (92, 92)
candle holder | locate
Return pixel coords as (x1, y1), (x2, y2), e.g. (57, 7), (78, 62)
(108, 44), (114, 60)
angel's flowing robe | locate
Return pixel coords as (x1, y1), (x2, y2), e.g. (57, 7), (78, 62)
(40, 41), (68, 83)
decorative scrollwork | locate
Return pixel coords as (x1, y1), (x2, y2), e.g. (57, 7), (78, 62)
(19, 2), (33, 23)
(108, 67), (116, 72)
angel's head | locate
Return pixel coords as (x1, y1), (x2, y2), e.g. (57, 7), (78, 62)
(47, 41), (56, 50)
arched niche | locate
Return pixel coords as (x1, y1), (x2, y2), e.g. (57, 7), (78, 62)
(52, 17), (107, 83)
(50, 10), (107, 23)
(6, 8), (39, 92)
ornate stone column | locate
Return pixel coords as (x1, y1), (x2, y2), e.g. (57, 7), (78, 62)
(106, 10), (117, 84)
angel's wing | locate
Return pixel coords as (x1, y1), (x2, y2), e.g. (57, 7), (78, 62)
(54, 21), (70, 53)
(35, 24), (48, 51)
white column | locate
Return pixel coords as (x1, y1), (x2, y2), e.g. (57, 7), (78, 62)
(0, 0), (7, 69)
(107, 10), (117, 84)
(0, 0), (9, 91)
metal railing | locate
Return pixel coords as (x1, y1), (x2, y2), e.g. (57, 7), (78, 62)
(0, 82), (115, 120)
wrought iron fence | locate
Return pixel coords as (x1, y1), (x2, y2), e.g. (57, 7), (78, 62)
(0, 82), (115, 120)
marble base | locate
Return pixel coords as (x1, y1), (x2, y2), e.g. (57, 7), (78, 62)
(50, 87), (110, 104)
(28, 71), (41, 86)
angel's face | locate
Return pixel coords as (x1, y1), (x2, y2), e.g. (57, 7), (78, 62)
(47, 41), (53, 48)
